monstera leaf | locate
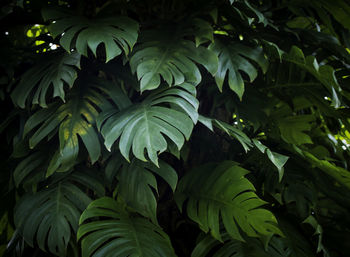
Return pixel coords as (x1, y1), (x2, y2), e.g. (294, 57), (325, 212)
(23, 78), (128, 175)
(98, 83), (198, 165)
(78, 197), (177, 257)
(105, 155), (177, 223)
(11, 51), (80, 108)
(175, 161), (282, 241)
(42, 8), (139, 62)
(209, 39), (268, 99)
(14, 177), (94, 256)
(129, 29), (218, 92)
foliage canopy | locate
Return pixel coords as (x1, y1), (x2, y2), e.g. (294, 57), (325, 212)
(1, 0), (350, 256)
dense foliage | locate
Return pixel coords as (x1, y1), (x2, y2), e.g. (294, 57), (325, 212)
(1, 0), (350, 256)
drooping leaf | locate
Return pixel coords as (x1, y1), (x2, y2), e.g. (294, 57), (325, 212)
(11, 51), (80, 108)
(42, 8), (139, 62)
(78, 197), (177, 257)
(175, 161), (282, 241)
(130, 29), (218, 92)
(14, 180), (91, 256)
(105, 156), (177, 223)
(209, 39), (268, 99)
(253, 139), (289, 181)
(198, 115), (253, 152)
(98, 83), (198, 165)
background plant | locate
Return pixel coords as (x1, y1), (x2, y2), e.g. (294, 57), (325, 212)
(1, 0), (350, 256)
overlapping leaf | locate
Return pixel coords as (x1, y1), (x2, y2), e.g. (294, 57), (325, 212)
(209, 39), (268, 99)
(175, 161), (282, 241)
(98, 83), (199, 165)
(78, 197), (177, 257)
(42, 8), (139, 62)
(11, 51), (80, 108)
(23, 78), (128, 175)
(105, 156), (177, 223)
(130, 29), (218, 92)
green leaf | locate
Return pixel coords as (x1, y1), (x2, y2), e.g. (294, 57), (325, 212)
(106, 156), (177, 223)
(199, 116), (253, 152)
(283, 46), (340, 107)
(78, 197), (177, 257)
(99, 83), (198, 165)
(13, 151), (47, 188)
(175, 161), (282, 242)
(252, 139), (289, 181)
(23, 77), (124, 175)
(11, 51), (80, 108)
(130, 29), (218, 92)
(42, 8), (139, 62)
(209, 39), (268, 99)
(278, 115), (314, 145)
(14, 180), (91, 256)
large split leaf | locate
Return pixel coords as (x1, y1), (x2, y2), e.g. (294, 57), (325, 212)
(14, 179), (91, 256)
(23, 78), (128, 175)
(78, 197), (177, 257)
(175, 161), (281, 241)
(130, 29), (218, 92)
(42, 8), (139, 62)
(98, 83), (198, 165)
(105, 156), (177, 223)
(11, 51), (80, 108)
(209, 39), (268, 99)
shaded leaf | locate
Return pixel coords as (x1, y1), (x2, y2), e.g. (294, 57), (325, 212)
(14, 181), (91, 256)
